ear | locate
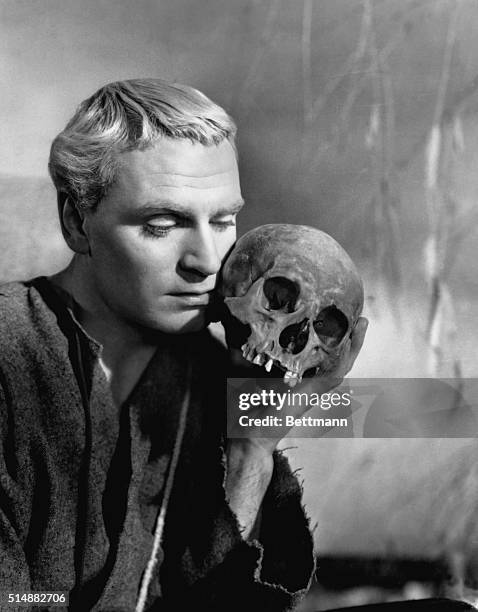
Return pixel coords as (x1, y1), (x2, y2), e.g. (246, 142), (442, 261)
(57, 193), (91, 255)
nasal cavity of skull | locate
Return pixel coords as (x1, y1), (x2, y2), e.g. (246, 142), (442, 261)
(263, 277), (299, 313)
(313, 306), (348, 347)
(279, 318), (309, 355)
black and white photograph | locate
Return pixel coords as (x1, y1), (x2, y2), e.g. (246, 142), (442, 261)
(0, 1), (477, 611)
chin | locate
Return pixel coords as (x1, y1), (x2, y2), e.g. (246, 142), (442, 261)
(140, 309), (208, 335)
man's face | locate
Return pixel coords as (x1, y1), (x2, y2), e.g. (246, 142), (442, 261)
(82, 138), (243, 334)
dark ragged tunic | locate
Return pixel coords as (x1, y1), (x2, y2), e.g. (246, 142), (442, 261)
(0, 277), (314, 611)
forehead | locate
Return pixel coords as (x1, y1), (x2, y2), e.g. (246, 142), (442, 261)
(112, 137), (240, 204)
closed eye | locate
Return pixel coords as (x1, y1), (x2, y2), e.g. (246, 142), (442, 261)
(142, 214), (182, 237)
(211, 214), (237, 231)
(141, 212), (237, 238)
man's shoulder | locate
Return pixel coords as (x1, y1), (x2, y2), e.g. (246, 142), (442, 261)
(0, 279), (30, 298)
(0, 277), (59, 351)
(0, 280), (33, 329)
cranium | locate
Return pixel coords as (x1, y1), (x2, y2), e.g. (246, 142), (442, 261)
(219, 224), (364, 387)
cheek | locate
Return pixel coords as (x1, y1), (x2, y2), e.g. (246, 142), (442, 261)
(218, 228), (237, 260)
(92, 228), (175, 281)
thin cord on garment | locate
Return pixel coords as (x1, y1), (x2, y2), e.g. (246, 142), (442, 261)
(135, 359), (192, 612)
(70, 327), (93, 607)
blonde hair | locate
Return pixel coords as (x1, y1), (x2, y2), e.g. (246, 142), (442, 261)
(48, 78), (237, 211)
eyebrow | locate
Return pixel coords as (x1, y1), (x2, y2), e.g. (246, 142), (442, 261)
(137, 199), (245, 217)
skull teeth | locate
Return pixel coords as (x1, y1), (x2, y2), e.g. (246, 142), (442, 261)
(239, 348), (302, 383)
(241, 343), (256, 361)
(253, 354), (265, 365)
(283, 370), (302, 388)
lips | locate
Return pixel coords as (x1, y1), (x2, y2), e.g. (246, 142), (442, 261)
(169, 291), (214, 306)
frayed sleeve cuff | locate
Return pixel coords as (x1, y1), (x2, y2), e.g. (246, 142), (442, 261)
(171, 449), (315, 612)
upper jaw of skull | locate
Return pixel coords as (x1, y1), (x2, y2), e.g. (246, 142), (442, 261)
(224, 276), (351, 387)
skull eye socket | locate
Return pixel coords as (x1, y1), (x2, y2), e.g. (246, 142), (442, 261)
(263, 277), (299, 313)
(313, 306), (348, 348)
(279, 318), (309, 355)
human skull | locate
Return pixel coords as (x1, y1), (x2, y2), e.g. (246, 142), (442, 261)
(219, 224), (364, 387)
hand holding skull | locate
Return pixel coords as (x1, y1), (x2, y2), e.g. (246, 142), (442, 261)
(218, 225), (367, 534)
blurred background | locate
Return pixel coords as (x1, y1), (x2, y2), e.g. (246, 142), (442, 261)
(1, 0), (477, 608)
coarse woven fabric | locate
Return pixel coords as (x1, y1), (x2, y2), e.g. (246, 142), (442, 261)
(0, 277), (315, 612)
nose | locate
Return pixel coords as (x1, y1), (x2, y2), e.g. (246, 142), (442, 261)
(179, 225), (222, 279)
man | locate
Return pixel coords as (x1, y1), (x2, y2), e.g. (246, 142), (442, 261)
(0, 79), (366, 611)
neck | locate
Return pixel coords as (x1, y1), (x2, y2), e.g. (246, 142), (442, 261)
(50, 256), (160, 407)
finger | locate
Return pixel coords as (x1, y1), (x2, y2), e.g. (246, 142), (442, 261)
(351, 316), (368, 359)
(341, 316), (368, 376)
